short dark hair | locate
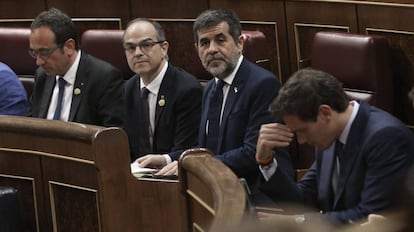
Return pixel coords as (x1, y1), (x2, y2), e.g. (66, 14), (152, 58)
(270, 68), (349, 122)
(124, 18), (166, 42)
(193, 9), (241, 44)
(31, 8), (79, 50)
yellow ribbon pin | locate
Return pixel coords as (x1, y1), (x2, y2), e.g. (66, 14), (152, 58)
(158, 96), (165, 106)
(74, 88), (81, 95)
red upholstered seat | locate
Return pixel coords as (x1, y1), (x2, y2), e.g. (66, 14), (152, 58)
(0, 27), (37, 78)
(294, 32), (394, 179)
(310, 31), (393, 112)
(0, 27), (37, 97)
(242, 30), (268, 66)
(81, 29), (134, 80)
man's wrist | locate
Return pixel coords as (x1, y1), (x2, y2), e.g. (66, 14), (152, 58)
(256, 151), (274, 165)
(163, 154), (172, 164)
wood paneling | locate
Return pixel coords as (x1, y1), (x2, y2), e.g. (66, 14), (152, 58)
(210, 0), (290, 82)
(358, 4), (414, 126)
(179, 149), (246, 232)
(157, 20), (210, 81)
(0, 117), (187, 232)
(0, 154), (41, 232)
(286, 1), (358, 74)
(50, 183), (99, 231)
(46, 0), (130, 28)
(242, 22), (281, 81)
(130, 0), (208, 19)
(0, 0), (44, 19)
(137, 179), (187, 232)
(210, 0), (283, 21)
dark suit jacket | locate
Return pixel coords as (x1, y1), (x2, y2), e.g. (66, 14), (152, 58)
(30, 52), (124, 127)
(199, 57), (291, 187)
(124, 64), (203, 162)
(260, 101), (414, 224)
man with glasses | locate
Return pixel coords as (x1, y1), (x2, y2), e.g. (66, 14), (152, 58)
(29, 8), (124, 127)
(122, 18), (202, 165)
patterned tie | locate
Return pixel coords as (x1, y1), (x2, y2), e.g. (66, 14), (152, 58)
(332, 140), (344, 196)
(205, 79), (225, 154)
(53, 77), (66, 120)
(140, 87), (152, 155)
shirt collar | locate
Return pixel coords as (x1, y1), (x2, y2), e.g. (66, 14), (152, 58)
(214, 55), (243, 85)
(140, 61), (168, 96)
(57, 50), (81, 85)
(338, 100), (360, 145)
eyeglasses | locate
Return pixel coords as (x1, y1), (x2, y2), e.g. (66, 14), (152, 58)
(123, 40), (165, 53)
(28, 45), (61, 60)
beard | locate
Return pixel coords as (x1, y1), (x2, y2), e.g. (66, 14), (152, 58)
(205, 60), (231, 78)
(203, 53), (239, 78)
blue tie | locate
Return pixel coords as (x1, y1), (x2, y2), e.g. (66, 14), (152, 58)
(53, 77), (66, 120)
(206, 79), (225, 154)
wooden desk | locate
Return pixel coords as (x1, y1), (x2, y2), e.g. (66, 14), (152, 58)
(0, 116), (187, 232)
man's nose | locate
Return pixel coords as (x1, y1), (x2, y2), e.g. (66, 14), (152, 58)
(133, 46), (144, 56)
(207, 41), (218, 53)
(35, 56), (45, 66)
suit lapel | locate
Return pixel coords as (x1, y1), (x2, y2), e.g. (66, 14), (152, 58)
(199, 81), (215, 147)
(219, 80), (244, 150)
(69, 53), (88, 121)
(217, 61), (247, 153)
(333, 101), (369, 208)
(39, 77), (56, 118)
(154, 66), (173, 130)
(318, 145), (336, 210)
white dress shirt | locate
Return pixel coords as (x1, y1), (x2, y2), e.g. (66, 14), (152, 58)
(260, 100), (360, 181)
(46, 50), (81, 121)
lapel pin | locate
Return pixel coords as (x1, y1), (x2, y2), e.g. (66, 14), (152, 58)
(234, 87), (238, 93)
(74, 88), (81, 95)
(158, 96), (165, 107)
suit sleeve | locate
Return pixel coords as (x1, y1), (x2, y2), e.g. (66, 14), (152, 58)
(260, 160), (319, 206)
(215, 76), (279, 177)
(0, 68), (28, 116)
(96, 68), (124, 127)
(29, 69), (47, 118)
(169, 84), (203, 160)
(324, 126), (414, 224)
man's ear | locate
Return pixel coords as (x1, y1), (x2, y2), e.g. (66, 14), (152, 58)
(318, 104), (333, 122)
(63, 38), (76, 55)
(238, 34), (245, 52)
(161, 41), (169, 56)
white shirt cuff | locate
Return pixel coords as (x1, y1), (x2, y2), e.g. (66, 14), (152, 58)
(163, 154), (172, 164)
(259, 158), (278, 181)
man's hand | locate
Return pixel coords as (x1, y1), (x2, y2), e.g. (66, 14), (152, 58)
(155, 161), (178, 176)
(136, 154), (167, 169)
(256, 123), (294, 162)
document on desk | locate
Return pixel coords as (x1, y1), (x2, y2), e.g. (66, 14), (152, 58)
(130, 162), (158, 176)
